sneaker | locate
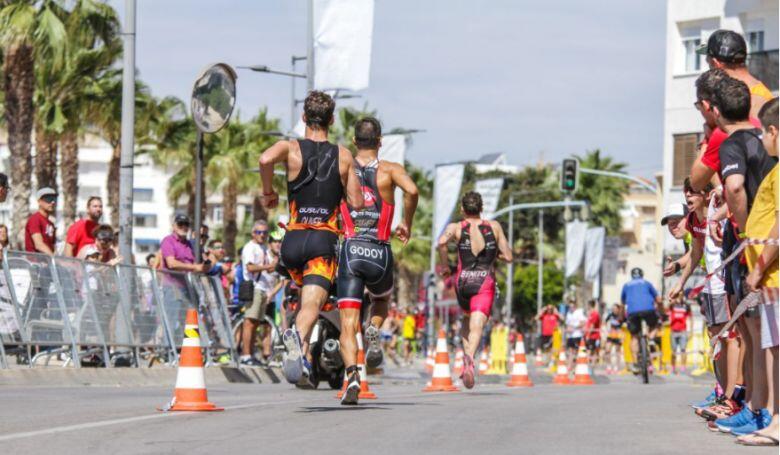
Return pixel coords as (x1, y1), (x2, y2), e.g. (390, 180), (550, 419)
(461, 354), (475, 389)
(341, 369), (361, 406)
(364, 325), (383, 369)
(698, 397), (740, 421)
(691, 390), (718, 409)
(730, 409), (772, 436)
(240, 357), (265, 367)
(282, 328), (304, 384)
(715, 406), (754, 433)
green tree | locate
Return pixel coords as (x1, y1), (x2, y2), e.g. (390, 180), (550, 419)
(512, 262), (564, 326)
(572, 149), (630, 235)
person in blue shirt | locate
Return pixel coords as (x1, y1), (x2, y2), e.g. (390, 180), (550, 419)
(621, 267), (662, 372)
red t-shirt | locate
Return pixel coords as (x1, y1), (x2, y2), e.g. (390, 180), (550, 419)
(700, 118), (762, 179)
(540, 313), (559, 336)
(66, 219), (97, 256)
(24, 212), (56, 253)
(686, 211), (707, 240)
(586, 310), (601, 340)
(668, 304), (691, 332)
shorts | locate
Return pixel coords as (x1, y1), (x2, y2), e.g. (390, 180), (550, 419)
(244, 289), (268, 321)
(538, 334), (552, 350)
(626, 310), (659, 336)
(671, 332), (688, 353)
(336, 238), (394, 310)
(380, 330), (393, 342)
(607, 337), (621, 346)
(586, 338), (600, 352)
(281, 229), (338, 290)
(455, 269), (495, 316)
(701, 292), (729, 327)
(566, 337), (582, 350)
(760, 301), (779, 349)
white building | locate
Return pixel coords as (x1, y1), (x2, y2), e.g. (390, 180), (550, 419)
(661, 0), (778, 254)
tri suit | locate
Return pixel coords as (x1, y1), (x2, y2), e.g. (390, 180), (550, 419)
(455, 220), (497, 316)
(337, 159), (395, 310)
(280, 139), (341, 290)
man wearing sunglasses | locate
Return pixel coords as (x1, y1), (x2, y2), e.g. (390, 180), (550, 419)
(160, 215), (210, 274)
(25, 187), (58, 255)
(240, 220), (278, 366)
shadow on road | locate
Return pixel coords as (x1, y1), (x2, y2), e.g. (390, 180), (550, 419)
(297, 406), (390, 413)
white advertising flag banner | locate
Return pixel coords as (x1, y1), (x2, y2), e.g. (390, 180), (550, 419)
(378, 135), (406, 228)
(584, 226), (606, 282)
(474, 178), (504, 220)
(313, 0), (374, 91)
(565, 220), (588, 278)
(433, 164), (465, 242)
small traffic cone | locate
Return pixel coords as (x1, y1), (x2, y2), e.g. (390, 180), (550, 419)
(478, 351), (489, 375)
(159, 308), (222, 411)
(337, 331), (377, 399)
(573, 339), (594, 385)
(425, 348), (435, 374)
(552, 350), (571, 385)
(423, 329), (459, 392)
(507, 333), (533, 387)
(453, 348), (464, 376)
(534, 350), (545, 367)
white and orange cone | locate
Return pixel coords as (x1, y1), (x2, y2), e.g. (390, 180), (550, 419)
(507, 333), (533, 387)
(159, 308), (222, 411)
(534, 350), (545, 367)
(573, 339), (594, 385)
(552, 350), (571, 385)
(478, 351), (489, 375)
(337, 331), (377, 399)
(453, 348), (464, 376)
(423, 329), (460, 392)
(425, 348), (435, 374)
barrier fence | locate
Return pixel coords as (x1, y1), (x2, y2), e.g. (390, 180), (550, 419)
(0, 250), (237, 369)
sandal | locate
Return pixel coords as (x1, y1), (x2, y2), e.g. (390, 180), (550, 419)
(736, 432), (779, 446)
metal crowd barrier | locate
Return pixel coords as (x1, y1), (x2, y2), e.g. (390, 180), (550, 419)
(0, 250), (237, 369)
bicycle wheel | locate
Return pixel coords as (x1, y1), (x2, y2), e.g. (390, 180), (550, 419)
(639, 336), (650, 384)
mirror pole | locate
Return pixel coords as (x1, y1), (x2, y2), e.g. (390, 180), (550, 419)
(194, 131), (204, 263)
(306, 0), (314, 91)
(118, 0), (136, 264)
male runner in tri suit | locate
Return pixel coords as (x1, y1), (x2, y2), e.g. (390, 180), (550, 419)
(259, 90), (364, 385)
(336, 117), (419, 405)
(437, 191), (512, 389)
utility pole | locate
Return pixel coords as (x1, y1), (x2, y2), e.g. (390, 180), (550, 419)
(537, 209), (544, 317)
(306, 0), (314, 91)
(118, 0), (136, 263)
(505, 194), (514, 324)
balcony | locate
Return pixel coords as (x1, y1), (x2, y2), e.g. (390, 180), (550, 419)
(748, 49), (778, 92)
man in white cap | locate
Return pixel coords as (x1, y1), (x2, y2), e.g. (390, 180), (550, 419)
(25, 187), (57, 255)
(661, 202), (690, 277)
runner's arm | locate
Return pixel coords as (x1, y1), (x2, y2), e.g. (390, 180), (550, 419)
(491, 220), (512, 263)
(437, 223), (458, 275)
(341, 147), (364, 210)
(390, 163), (419, 233)
(258, 140), (290, 208)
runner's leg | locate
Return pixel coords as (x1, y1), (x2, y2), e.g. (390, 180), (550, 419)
(297, 284), (329, 361)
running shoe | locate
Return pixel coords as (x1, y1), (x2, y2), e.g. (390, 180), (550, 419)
(296, 357), (316, 389)
(282, 328), (304, 384)
(461, 354), (476, 389)
(691, 390), (718, 409)
(364, 325), (383, 369)
(715, 406), (754, 433)
(698, 397), (740, 421)
(730, 409), (772, 436)
(240, 357), (265, 367)
(340, 369), (361, 406)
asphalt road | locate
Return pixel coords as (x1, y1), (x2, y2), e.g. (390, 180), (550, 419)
(0, 368), (773, 455)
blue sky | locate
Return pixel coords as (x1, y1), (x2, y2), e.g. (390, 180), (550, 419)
(113, 0), (667, 176)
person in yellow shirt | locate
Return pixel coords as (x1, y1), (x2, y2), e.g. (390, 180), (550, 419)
(739, 98), (779, 447)
(402, 308), (417, 366)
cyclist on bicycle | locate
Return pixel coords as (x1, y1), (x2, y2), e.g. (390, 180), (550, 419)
(621, 267), (662, 374)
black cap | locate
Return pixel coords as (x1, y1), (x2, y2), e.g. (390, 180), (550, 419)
(697, 30), (747, 64)
(174, 214), (191, 225)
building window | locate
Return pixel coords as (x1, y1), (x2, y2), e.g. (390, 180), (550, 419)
(133, 188), (154, 202)
(673, 133), (701, 187)
(212, 206), (224, 224)
(682, 38), (702, 73)
(133, 214), (157, 228)
(747, 31), (764, 53)
(134, 239), (159, 254)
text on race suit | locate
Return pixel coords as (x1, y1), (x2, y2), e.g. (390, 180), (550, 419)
(349, 244), (384, 259)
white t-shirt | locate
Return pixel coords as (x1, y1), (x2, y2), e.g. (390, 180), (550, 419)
(242, 240), (271, 292)
(565, 308), (587, 338)
(704, 196), (726, 295)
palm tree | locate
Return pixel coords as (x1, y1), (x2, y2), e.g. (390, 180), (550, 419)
(573, 149), (630, 235)
(0, 0), (66, 245)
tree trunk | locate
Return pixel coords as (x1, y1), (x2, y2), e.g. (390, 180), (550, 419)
(252, 193), (267, 223)
(107, 142), (121, 227)
(222, 180), (238, 258)
(60, 131), (80, 227)
(397, 266), (416, 310)
(3, 43), (34, 248)
(34, 128), (58, 192)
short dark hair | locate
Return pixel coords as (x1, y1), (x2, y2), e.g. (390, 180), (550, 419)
(354, 117), (382, 149)
(683, 177), (713, 195)
(461, 191), (483, 216)
(695, 69), (728, 103)
(145, 253), (156, 264)
(86, 196), (102, 207)
(0, 173), (8, 188)
(207, 239), (222, 248)
(303, 91), (335, 129)
(758, 98), (778, 130)
(712, 76), (751, 122)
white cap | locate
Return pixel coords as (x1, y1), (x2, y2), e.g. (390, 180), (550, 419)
(660, 203), (688, 226)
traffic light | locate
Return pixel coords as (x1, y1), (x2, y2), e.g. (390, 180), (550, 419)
(560, 159), (578, 193)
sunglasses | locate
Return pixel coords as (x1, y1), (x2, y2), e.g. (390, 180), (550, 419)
(42, 196), (57, 203)
(176, 222), (191, 228)
(254, 230), (268, 235)
(212, 244), (224, 250)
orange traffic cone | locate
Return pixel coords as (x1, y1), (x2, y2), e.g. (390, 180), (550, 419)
(453, 348), (464, 376)
(573, 339), (594, 385)
(534, 350), (545, 367)
(552, 350), (571, 385)
(337, 331), (377, 399)
(507, 333), (533, 387)
(423, 329), (459, 392)
(478, 351), (489, 375)
(425, 348), (435, 374)
(159, 308), (222, 411)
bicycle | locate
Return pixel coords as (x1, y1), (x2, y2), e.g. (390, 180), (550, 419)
(228, 304), (285, 366)
(637, 318), (650, 384)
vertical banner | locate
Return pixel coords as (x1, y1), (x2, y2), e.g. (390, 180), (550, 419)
(601, 236), (621, 285)
(432, 164), (465, 241)
(378, 135), (406, 228)
(584, 227), (605, 282)
(473, 178), (504, 220)
(565, 220), (587, 278)
(313, 0), (374, 91)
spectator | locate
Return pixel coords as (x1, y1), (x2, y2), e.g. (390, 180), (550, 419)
(240, 220), (277, 366)
(0, 224), (9, 254)
(160, 215), (208, 274)
(564, 299), (587, 373)
(661, 203), (690, 277)
(191, 224), (209, 261)
(205, 239), (232, 277)
(145, 253), (157, 269)
(0, 173), (8, 204)
(24, 188), (57, 255)
(584, 299), (601, 364)
(535, 304), (561, 363)
(64, 196), (103, 257)
(668, 296), (692, 375)
(78, 225), (121, 265)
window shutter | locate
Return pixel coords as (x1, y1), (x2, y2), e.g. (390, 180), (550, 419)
(673, 133), (699, 187)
